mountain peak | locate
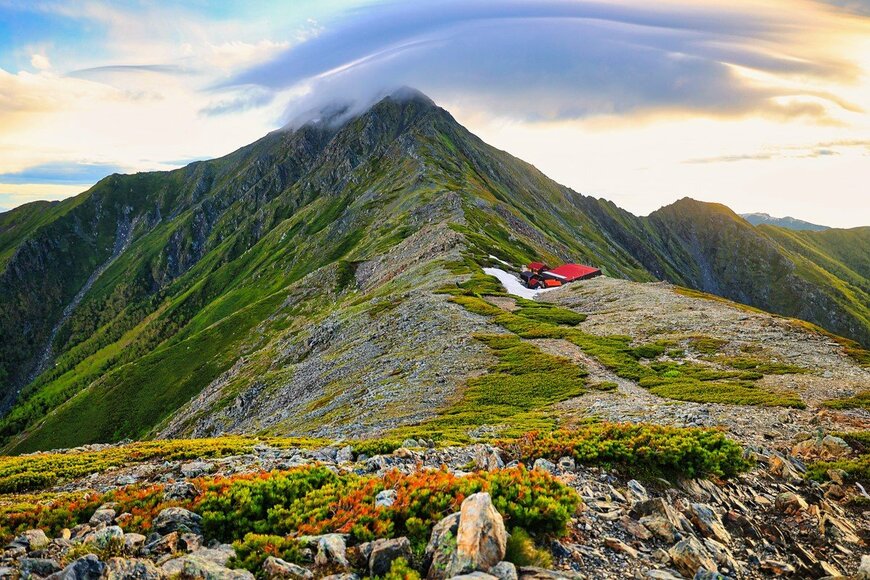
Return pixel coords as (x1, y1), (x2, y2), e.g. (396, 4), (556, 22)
(285, 86), (438, 131)
(740, 212), (828, 231)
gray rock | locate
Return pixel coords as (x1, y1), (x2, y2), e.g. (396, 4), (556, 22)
(180, 555), (254, 579)
(684, 504), (730, 544)
(115, 475), (139, 486)
(368, 537), (412, 577)
(315, 534), (349, 569)
(857, 555), (870, 580)
(48, 555), (106, 580)
(191, 545), (236, 566)
(532, 458), (556, 474)
(402, 438), (420, 448)
(180, 461), (214, 478)
(153, 507), (203, 535)
(94, 526), (124, 549)
(557, 457), (575, 472)
(9, 529), (49, 551)
(450, 574), (498, 579)
(473, 445), (504, 471)
(490, 561), (518, 580)
(262, 556), (313, 579)
(627, 480), (648, 502)
(20, 558), (62, 577)
(375, 489), (397, 508)
(515, 568), (578, 579)
(89, 508), (117, 527)
(646, 571), (682, 580)
(124, 533), (147, 553)
(424, 512), (460, 577)
(104, 557), (160, 580)
(163, 481), (200, 501)
(335, 446), (354, 463)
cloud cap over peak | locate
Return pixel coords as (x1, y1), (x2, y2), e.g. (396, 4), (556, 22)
(228, 0), (867, 124)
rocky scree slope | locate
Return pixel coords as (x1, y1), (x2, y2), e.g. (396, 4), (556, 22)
(0, 89), (867, 451)
(0, 428), (867, 579)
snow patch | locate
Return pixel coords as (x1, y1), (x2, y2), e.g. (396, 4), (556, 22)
(482, 267), (557, 300)
(488, 254), (513, 268)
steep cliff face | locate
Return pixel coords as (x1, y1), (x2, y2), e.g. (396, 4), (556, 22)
(0, 90), (867, 451)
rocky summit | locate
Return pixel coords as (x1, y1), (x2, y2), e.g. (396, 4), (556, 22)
(0, 90), (867, 579)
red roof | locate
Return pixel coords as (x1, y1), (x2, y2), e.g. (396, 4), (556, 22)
(545, 263), (601, 281)
(527, 261), (548, 272)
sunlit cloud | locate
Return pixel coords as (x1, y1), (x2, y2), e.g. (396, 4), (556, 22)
(229, 0), (867, 125)
(684, 139), (870, 163)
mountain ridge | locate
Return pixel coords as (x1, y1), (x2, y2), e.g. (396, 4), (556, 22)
(740, 211), (829, 231)
(0, 89), (867, 451)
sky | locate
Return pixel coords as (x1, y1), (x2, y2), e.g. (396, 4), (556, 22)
(1, 0), (869, 227)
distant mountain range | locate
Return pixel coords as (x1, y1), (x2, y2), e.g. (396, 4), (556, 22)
(0, 88), (867, 451)
(740, 212), (829, 231)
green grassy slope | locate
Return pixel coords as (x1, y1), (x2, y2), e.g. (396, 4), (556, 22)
(0, 90), (867, 451)
(576, 197), (870, 348)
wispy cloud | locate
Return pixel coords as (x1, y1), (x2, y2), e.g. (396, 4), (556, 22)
(200, 86), (275, 116)
(684, 139), (870, 164)
(226, 0), (865, 124)
(0, 161), (125, 184)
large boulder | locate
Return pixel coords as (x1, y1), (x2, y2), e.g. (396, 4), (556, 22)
(9, 529), (50, 551)
(161, 546), (237, 576)
(684, 504), (731, 544)
(473, 445), (505, 471)
(791, 435), (851, 460)
(424, 512), (460, 577)
(315, 534), (349, 569)
(153, 507), (203, 535)
(262, 556), (314, 579)
(774, 492), (808, 515)
(163, 481), (200, 502)
(93, 526), (124, 549)
(445, 492), (508, 577)
(490, 561), (518, 580)
(668, 536), (717, 578)
(180, 556), (254, 579)
(19, 558), (62, 577)
(633, 498), (682, 543)
(368, 537), (412, 577)
(47, 554), (106, 580)
(88, 508), (116, 527)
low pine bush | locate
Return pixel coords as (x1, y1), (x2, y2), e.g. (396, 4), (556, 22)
(230, 533), (303, 573)
(822, 390), (870, 411)
(506, 423), (751, 479)
(0, 466), (580, 553)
